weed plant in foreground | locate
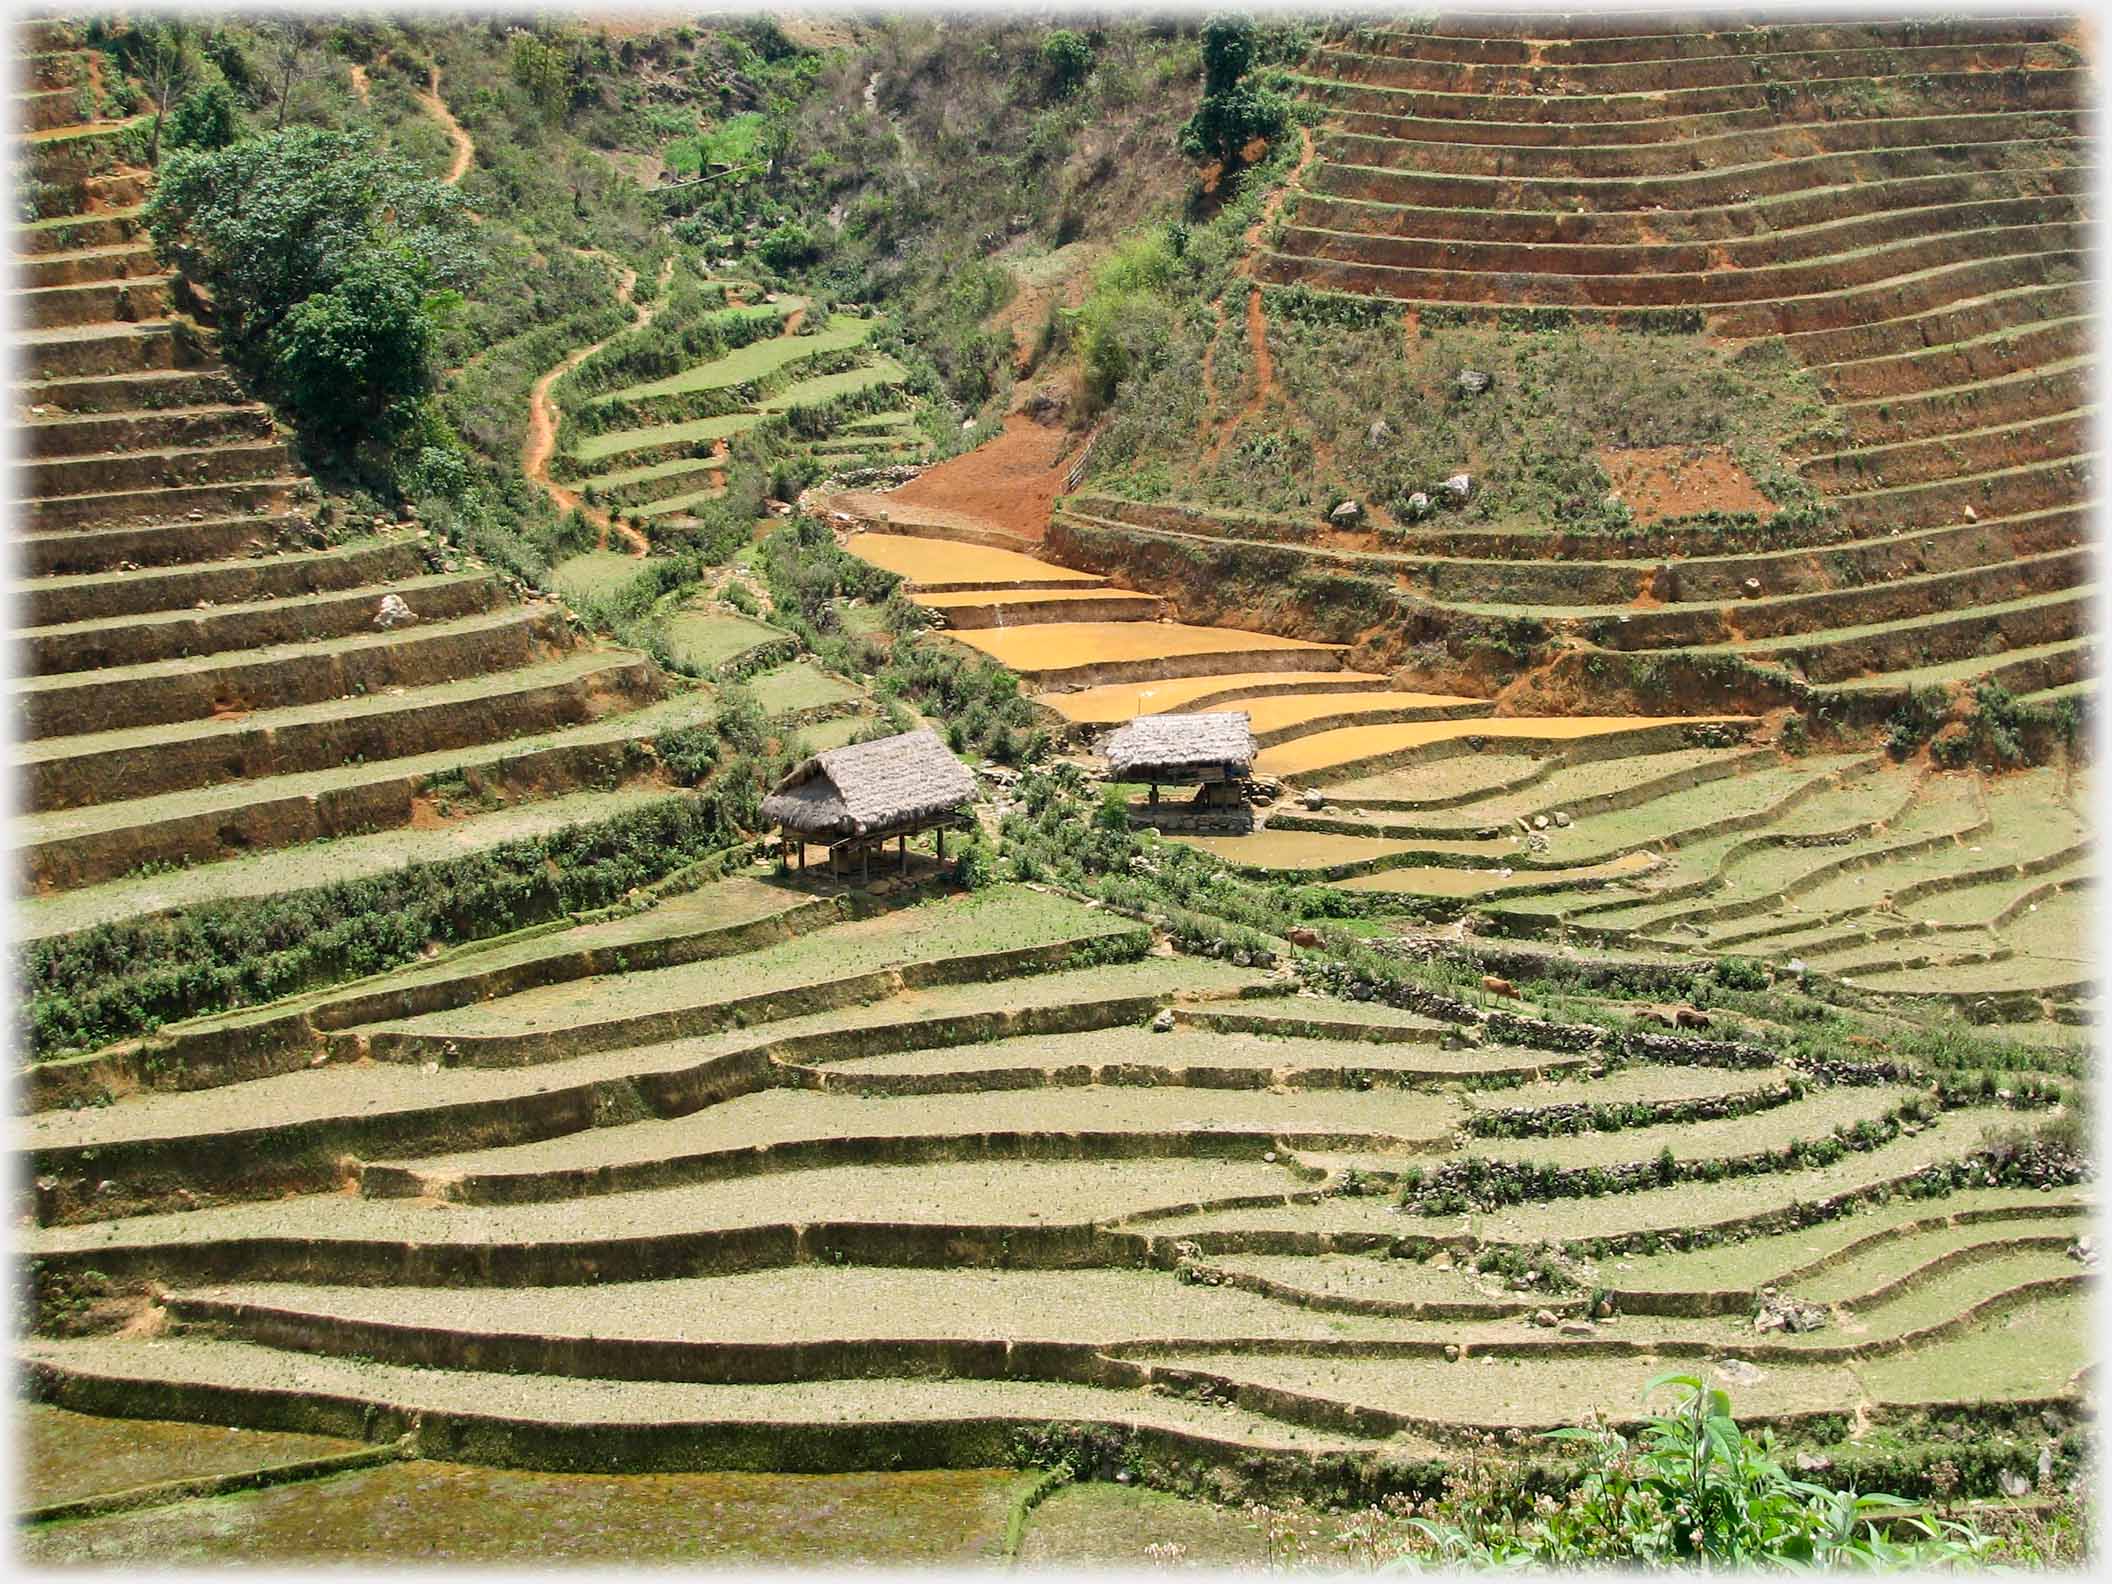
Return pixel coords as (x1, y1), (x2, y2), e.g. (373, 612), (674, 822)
(1228, 1375), (2089, 1571)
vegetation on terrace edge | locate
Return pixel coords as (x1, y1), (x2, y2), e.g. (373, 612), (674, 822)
(90, 11), (1219, 615)
(1185, 1375), (2089, 1569)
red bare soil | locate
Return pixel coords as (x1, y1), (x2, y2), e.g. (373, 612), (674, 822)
(879, 415), (1083, 543)
(1598, 445), (1773, 526)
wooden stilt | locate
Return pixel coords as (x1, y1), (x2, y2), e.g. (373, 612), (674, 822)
(899, 833), (907, 873)
(937, 827), (945, 864)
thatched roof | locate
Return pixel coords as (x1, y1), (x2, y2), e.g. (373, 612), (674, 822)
(1104, 712), (1255, 781)
(759, 727), (976, 839)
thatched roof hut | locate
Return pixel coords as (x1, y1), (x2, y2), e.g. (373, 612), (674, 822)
(1104, 711), (1255, 784)
(759, 727), (976, 841)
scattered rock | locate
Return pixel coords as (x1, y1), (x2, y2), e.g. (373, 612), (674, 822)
(1367, 419), (1394, 447)
(1742, 577), (1762, 597)
(1795, 1451), (1833, 1473)
(1442, 472), (1474, 504)
(1303, 788), (1326, 811)
(1715, 1359), (1764, 1386)
(1454, 368), (1493, 396)
(2069, 1235), (2097, 1269)
(1533, 814), (1549, 830)
(1330, 498), (1363, 523)
(374, 593), (417, 629)
(1558, 1319), (1596, 1337)
(1443, 1343), (1461, 1362)
(1150, 1008), (1176, 1034)
(1999, 1468), (2033, 1498)
(1405, 491), (1432, 519)
(1752, 1291), (1827, 1334)
(1532, 1308), (1558, 1328)
(1553, 811), (1572, 828)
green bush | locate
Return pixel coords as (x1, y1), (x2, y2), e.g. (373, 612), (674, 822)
(145, 127), (474, 475)
(166, 80), (239, 151)
(270, 252), (438, 440)
(1391, 1374), (1994, 1568)
(1179, 13), (1290, 164)
(1038, 29), (1093, 98)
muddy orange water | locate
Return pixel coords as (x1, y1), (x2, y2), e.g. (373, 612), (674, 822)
(1168, 829), (1497, 869)
(1037, 670), (1391, 725)
(1205, 690), (1487, 735)
(1335, 850), (1660, 896)
(847, 533), (1103, 587)
(915, 587), (1155, 614)
(953, 621), (1341, 674)
(1256, 715), (1741, 781)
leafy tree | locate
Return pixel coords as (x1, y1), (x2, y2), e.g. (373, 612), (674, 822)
(1179, 11), (1289, 165)
(146, 128), (473, 455)
(1198, 11), (1256, 95)
(509, 31), (569, 119)
(271, 252), (437, 438)
(756, 221), (821, 271)
(1038, 29), (1093, 98)
(165, 80), (240, 152)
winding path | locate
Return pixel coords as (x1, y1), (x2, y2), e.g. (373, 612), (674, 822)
(523, 254), (667, 556)
(1202, 127), (1315, 467)
(416, 65), (475, 185)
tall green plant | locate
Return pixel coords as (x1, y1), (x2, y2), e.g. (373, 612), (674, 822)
(1400, 1374), (1994, 1569)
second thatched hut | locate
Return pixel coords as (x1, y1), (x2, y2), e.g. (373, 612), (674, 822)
(1103, 711), (1256, 832)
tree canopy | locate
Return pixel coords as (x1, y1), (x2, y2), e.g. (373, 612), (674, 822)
(145, 127), (476, 449)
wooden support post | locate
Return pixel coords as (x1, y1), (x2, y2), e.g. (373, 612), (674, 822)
(1149, 783), (1158, 805)
(937, 826), (945, 864)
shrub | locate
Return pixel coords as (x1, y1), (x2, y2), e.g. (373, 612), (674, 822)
(1394, 1375), (1996, 1567)
(1038, 29), (1093, 98)
(165, 80), (239, 151)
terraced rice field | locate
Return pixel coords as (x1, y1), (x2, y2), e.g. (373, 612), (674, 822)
(558, 305), (926, 523)
(19, 870), (2092, 1502)
(1045, 10), (2095, 723)
(9, 22), (710, 911)
(10, 8), (2097, 1550)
